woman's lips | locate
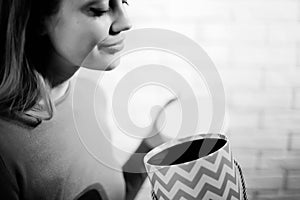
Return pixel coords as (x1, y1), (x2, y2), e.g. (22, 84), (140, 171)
(98, 39), (125, 54)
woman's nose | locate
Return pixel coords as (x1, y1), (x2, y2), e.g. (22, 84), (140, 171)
(110, 7), (132, 35)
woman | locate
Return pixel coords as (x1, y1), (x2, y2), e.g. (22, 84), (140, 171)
(0, 0), (168, 199)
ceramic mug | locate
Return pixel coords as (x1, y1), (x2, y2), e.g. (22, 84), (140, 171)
(144, 133), (245, 200)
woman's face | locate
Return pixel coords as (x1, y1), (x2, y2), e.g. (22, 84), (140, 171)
(45, 0), (131, 71)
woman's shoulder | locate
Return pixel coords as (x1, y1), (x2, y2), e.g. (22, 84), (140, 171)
(0, 116), (33, 161)
(0, 116), (32, 138)
(0, 118), (29, 190)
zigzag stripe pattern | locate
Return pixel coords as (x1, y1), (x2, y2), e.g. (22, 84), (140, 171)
(151, 147), (232, 187)
(150, 143), (233, 189)
(153, 163), (239, 199)
(152, 154), (235, 193)
(147, 143), (241, 200)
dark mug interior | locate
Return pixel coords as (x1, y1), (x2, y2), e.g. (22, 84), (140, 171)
(147, 138), (226, 166)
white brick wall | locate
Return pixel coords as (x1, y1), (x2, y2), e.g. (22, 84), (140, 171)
(291, 134), (300, 150)
(229, 130), (288, 150)
(197, 23), (268, 45)
(294, 88), (300, 109)
(232, 46), (297, 68)
(287, 172), (300, 190)
(263, 110), (300, 129)
(231, 0), (299, 22)
(267, 22), (300, 45)
(227, 109), (260, 128)
(125, 0), (300, 199)
(264, 68), (300, 88)
(167, 0), (234, 21)
(229, 89), (293, 109)
(219, 68), (263, 89)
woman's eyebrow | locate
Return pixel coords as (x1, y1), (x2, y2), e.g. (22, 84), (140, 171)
(83, 0), (107, 6)
(84, 0), (110, 6)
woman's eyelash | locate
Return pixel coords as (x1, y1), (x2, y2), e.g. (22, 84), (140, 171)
(122, 0), (129, 6)
(88, 0), (129, 17)
(89, 7), (110, 17)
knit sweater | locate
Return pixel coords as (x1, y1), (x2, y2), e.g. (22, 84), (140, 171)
(0, 74), (151, 200)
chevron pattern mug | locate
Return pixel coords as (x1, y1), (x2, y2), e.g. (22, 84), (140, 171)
(144, 133), (245, 200)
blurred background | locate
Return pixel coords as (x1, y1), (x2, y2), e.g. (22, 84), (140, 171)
(106, 0), (300, 199)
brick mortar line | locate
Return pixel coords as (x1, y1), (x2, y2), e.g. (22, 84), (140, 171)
(282, 169), (289, 191)
(261, 68), (267, 91)
(296, 42), (300, 68)
(291, 88), (296, 110)
(298, 0), (300, 22)
(287, 132), (293, 151)
(258, 110), (265, 129)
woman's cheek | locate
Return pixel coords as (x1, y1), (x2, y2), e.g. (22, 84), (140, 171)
(47, 22), (83, 66)
(89, 19), (111, 48)
(69, 21), (110, 66)
(49, 14), (111, 67)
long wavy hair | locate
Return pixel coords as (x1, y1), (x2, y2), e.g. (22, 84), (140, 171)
(0, 0), (61, 127)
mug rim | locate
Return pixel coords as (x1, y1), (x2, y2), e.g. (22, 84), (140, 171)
(144, 133), (228, 168)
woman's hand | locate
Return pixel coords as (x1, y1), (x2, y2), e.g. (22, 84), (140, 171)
(143, 97), (178, 149)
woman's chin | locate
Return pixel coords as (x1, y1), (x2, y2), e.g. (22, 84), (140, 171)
(104, 58), (121, 71)
(80, 47), (122, 71)
(81, 57), (121, 71)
